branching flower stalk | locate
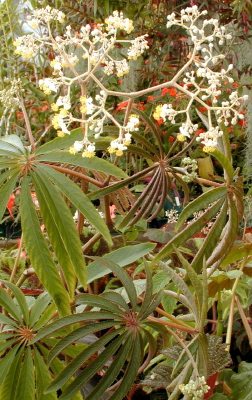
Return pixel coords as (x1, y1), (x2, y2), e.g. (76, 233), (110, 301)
(10, 5), (247, 159)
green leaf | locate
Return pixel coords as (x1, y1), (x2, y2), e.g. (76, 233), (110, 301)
(20, 175), (71, 317)
(220, 243), (252, 269)
(59, 331), (128, 400)
(229, 362), (252, 400)
(88, 165), (156, 201)
(1, 135), (26, 154)
(0, 285), (22, 322)
(0, 139), (25, 156)
(34, 129), (83, 155)
(87, 243), (156, 283)
(0, 281), (29, 325)
(36, 151), (128, 178)
(131, 131), (160, 157)
(15, 347), (35, 400)
(0, 171), (20, 222)
(0, 314), (19, 328)
(0, 345), (20, 385)
(35, 164), (112, 246)
(46, 328), (125, 394)
(34, 347), (57, 400)
(172, 249), (203, 311)
(85, 333), (134, 400)
(31, 169), (86, 295)
(152, 198), (225, 265)
(90, 256), (138, 309)
(48, 320), (116, 364)
(175, 187), (227, 232)
(0, 344), (24, 400)
(108, 331), (143, 400)
(211, 149), (234, 182)
(101, 291), (129, 312)
(138, 260), (153, 319)
(31, 311), (122, 344)
(32, 302), (57, 331)
(29, 292), (52, 328)
(76, 293), (125, 314)
(191, 200), (228, 273)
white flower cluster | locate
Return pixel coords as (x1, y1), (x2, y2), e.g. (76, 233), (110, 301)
(27, 5), (65, 26)
(153, 104), (178, 123)
(127, 35), (149, 60)
(196, 126), (223, 152)
(179, 376), (210, 400)
(13, 33), (39, 59)
(179, 122), (198, 140)
(39, 78), (61, 95)
(105, 11), (134, 34)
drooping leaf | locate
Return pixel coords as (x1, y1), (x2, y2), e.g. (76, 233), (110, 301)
(31, 169), (86, 295)
(0, 171), (20, 222)
(35, 164), (112, 245)
(20, 175), (71, 317)
(89, 256), (138, 309)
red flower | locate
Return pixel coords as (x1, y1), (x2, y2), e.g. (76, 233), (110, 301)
(116, 101), (129, 111)
(157, 118), (163, 125)
(147, 96), (154, 102)
(7, 194), (15, 218)
(199, 107), (207, 112)
(197, 129), (205, 135)
(161, 87), (177, 97)
(168, 135), (175, 142)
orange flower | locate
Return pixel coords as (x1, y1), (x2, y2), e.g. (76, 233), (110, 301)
(147, 96), (154, 102)
(157, 118), (163, 125)
(199, 107), (207, 112)
(116, 101), (129, 111)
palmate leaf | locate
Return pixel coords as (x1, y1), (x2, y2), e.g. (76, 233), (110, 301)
(31, 169), (87, 295)
(0, 135), (26, 154)
(34, 129), (83, 154)
(76, 293), (126, 315)
(84, 333), (135, 400)
(20, 174), (71, 317)
(46, 328), (126, 394)
(108, 331), (143, 400)
(58, 330), (128, 400)
(35, 163), (112, 246)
